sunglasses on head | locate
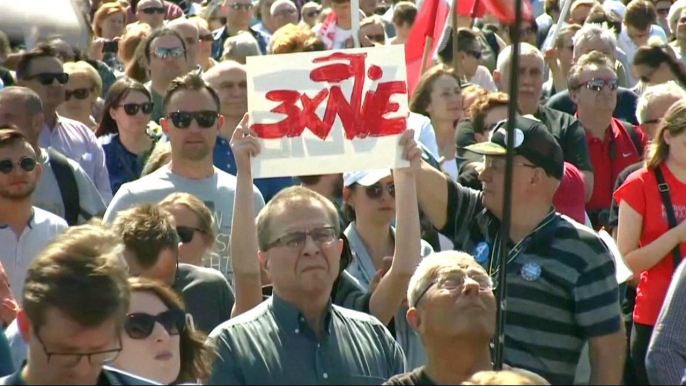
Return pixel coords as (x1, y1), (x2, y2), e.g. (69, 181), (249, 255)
(152, 47), (185, 60)
(167, 111), (219, 129)
(177, 226), (205, 243)
(0, 157), (37, 174)
(364, 183), (395, 199)
(582, 78), (619, 92)
(140, 6), (165, 14)
(26, 73), (69, 86)
(124, 309), (186, 340)
(230, 3), (253, 10)
(65, 88), (92, 101)
(121, 102), (154, 116)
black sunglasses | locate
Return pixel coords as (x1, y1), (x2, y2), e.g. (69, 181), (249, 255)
(124, 309), (186, 340)
(140, 6), (165, 14)
(121, 102), (154, 116)
(26, 73), (69, 86)
(582, 78), (619, 92)
(364, 183), (395, 199)
(177, 226), (205, 243)
(65, 88), (91, 101)
(167, 111), (219, 129)
(0, 158), (37, 174)
(468, 50), (482, 60)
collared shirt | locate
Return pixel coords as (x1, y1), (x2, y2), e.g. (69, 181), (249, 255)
(211, 26), (270, 60)
(441, 180), (622, 385)
(207, 293), (406, 385)
(584, 117), (646, 212)
(39, 115), (112, 203)
(213, 136), (293, 202)
(0, 364), (158, 385)
(0, 208), (67, 301)
(99, 134), (159, 196)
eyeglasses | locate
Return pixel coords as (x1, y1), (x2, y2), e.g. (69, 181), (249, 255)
(266, 226), (337, 251)
(230, 3), (254, 10)
(65, 88), (92, 101)
(25, 73), (69, 86)
(580, 78), (619, 92)
(657, 8), (670, 15)
(124, 309), (186, 340)
(199, 34), (215, 42)
(364, 183), (395, 199)
(120, 102), (154, 116)
(0, 157), (37, 174)
(177, 226), (205, 243)
(167, 111), (219, 129)
(140, 7), (165, 14)
(152, 47), (185, 60)
(35, 329), (122, 368)
(304, 9), (321, 18)
(483, 156), (537, 174)
(413, 272), (493, 307)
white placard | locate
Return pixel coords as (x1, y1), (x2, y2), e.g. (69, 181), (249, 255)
(247, 45), (410, 179)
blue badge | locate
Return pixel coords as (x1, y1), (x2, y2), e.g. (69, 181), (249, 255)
(520, 262), (542, 281)
(474, 242), (490, 264)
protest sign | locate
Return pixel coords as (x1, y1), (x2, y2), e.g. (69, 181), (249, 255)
(246, 45), (410, 179)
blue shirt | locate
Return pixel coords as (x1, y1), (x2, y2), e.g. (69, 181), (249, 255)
(211, 26), (270, 60)
(0, 330), (12, 378)
(99, 134), (157, 196)
(213, 136), (292, 202)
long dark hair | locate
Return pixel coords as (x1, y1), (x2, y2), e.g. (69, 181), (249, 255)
(94, 78), (152, 138)
(633, 42), (686, 87)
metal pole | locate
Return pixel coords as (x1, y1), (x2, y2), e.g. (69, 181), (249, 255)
(493, 0), (524, 371)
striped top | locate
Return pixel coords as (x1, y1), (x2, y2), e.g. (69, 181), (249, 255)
(441, 179), (622, 385)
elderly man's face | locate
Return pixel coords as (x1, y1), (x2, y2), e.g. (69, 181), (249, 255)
(271, 2), (298, 31)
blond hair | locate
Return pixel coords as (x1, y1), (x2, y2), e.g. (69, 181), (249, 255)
(160, 192), (217, 242)
(463, 370), (550, 385)
(63, 61), (103, 97)
(221, 31), (261, 64)
(646, 99), (686, 169)
(142, 140), (171, 176)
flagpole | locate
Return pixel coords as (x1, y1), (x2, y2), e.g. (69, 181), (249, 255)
(452, 0), (459, 72)
(351, 0), (361, 47)
(420, 36), (434, 74)
(493, 0), (524, 373)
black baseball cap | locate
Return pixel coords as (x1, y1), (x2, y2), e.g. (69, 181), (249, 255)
(462, 116), (564, 180)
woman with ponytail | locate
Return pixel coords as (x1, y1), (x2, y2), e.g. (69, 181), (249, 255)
(632, 37), (686, 93)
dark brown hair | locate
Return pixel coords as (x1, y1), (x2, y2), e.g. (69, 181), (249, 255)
(392, 2), (417, 26)
(16, 43), (60, 80)
(125, 42), (149, 83)
(409, 65), (461, 117)
(471, 92), (509, 134)
(625, 0), (657, 30)
(163, 71), (221, 115)
(633, 42), (686, 87)
(127, 277), (213, 383)
(23, 220), (130, 329)
(95, 78), (152, 137)
(112, 203), (179, 269)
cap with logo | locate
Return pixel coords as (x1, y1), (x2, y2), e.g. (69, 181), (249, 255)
(462, 116), (564, 180)
(343, 169), (392, 188)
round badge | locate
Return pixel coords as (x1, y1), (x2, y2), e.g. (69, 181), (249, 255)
(520, 262), (542, 281)
(474, 242), (490, 265)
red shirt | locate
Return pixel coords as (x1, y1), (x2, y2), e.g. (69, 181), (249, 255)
(614, 164), (686, 326)
(584, 117), (647, 212)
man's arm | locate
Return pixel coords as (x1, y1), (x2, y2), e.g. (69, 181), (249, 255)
(416, 160), (450, 230)
(561, 119), (594, 201)
(588, 330), (626, 385)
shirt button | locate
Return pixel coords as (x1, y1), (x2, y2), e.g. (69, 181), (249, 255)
(295, 329), (299, 334)
(323, 373), (328, 379)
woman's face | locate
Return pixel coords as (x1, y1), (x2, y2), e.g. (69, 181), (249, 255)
(57, 72), (96, 119)
(666, 129), (686, 167)
(110, 89), (152, 136)
(102, 13), (125, 40)
(165, 203), (213, 266)
(113, 291), (181, 385)
(346, 175), (396, 226)
(425, 75), (463, 123)
(635, 63), (674, 85)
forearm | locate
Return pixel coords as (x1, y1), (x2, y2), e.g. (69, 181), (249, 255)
(550, 65), (568, 92)
(582, 171), (594, 202)
(625, 227), (682, 273)
(230, 170), (264, 317)
(416, 160), (449, 230)
(589, 331), (626, 385)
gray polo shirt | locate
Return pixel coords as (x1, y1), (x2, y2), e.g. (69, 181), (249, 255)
(207, 293), (407, 385)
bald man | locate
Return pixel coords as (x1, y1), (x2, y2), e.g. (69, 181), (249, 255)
(168, 18), (200, 69)
(205, 60), (247, 139)
(270, 0), (299, 31)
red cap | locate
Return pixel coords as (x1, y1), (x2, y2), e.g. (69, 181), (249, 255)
(554, 162), (587, 224)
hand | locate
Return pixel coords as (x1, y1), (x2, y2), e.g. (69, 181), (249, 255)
(345, 31), (374, 49)
(368, 269), (384, 293)
(89, 38), (106, 61)
(544, 47), (559, 68)
(395, 129), (421, 174)
(676, 217), (686, 243)
(230, 113), (261, 174)
(0, 262), (18, 326)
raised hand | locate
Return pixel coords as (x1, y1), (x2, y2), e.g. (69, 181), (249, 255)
(230, 113), (261, 174)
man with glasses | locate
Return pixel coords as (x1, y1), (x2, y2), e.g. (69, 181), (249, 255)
(211, 0), (270, 59)
(104, 71), (265, 284)
(0, 220), (145, 385)
(270, 0), (299, 32)
(112, 203), (235, 334)
(416, 115), (625, 384)
(168, 18), (201, 71)
(135, 0), (167, 29)
(453, 28), (496, 92)
(15, 44), (112, 203)
(568, 51), (647, 229)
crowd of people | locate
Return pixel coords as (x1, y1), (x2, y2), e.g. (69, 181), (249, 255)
(0, 0), (685, 384)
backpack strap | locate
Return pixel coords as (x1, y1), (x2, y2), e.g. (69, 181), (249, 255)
(47, 148), (81, 226)
(654, 167), (683, 269)
(618, 120), (643, 157)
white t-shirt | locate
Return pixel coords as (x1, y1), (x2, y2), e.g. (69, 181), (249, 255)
(469, 65), (497, 92)
(104, 165), (265, 284)
(312, 23), (352, 50)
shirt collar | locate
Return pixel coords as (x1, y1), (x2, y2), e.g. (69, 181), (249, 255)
(271, 291), (334, 336)
(0, 208), (35, 230)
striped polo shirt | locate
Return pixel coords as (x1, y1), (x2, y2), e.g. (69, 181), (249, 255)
(441, 179), (622, 385)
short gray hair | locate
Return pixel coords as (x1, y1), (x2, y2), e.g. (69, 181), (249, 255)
(495, 43), (544, 76)
(636, 81), (686, 124)
(572, 22), (617, 61)
(669, 0), (686, 36)
(407, 251), (490, 308)
(0, 86), (43, 115)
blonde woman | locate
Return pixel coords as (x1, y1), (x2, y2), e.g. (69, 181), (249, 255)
(160, 193), (217, 267)
(57, 61), (103, 129)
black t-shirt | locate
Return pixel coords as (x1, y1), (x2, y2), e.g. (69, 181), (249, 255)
(384, 367), (437, 386)
(455, 105), (593, 173)
(545, 87), (639, 125)
(608, 162), (643, 228)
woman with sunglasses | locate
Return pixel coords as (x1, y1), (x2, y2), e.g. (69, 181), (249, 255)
(160, 192), (217, 267)
(342, 170), (433, 369)
(632, 39), (686, 93)
(95, 78), (160, 195)
(112, 277), (213, 384)
(410, 66), (463, 180)
(56, 61), (102, 129)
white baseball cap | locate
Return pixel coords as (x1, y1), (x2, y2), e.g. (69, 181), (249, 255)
(343, 169), (392, 187)
(603, 0), (626, 20)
